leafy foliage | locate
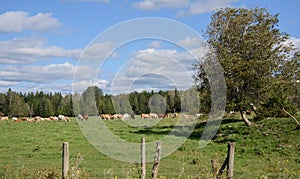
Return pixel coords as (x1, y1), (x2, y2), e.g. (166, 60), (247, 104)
(194, 7), (299, 119)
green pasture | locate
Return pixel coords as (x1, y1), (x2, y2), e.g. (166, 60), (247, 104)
(0, 114), (299, 178)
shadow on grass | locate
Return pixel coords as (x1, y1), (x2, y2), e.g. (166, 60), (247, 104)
(131, 117), (245, 143)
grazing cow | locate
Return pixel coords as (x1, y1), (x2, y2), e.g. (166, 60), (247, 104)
(150, 113), (159, 119)
(1, 116), (9, 122)
(83, 114), (89, 121)
(122, 113), (130, 120)
(113, 114), (122, 119)
(12, 117), (18, 121)
(77, 114), (83, 120)
(21, 117), (28, 122)
(44, 117), (52, 121)
(173, 113), (179, 118)
(64, 117), (70, 122)
(141, 113), (150, 119)
(34, 116), (42, 122)
(246, 110), (251, 115)
(50, 116), (58, 121)
(100, 114), (111, 120)
(158, 113), (169, 119)
(58, 115), (65, 121)
(58, 115), (70, 122)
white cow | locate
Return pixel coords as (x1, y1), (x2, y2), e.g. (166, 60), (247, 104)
(122, 113), (130, 120)
(150, 113), (159, 119)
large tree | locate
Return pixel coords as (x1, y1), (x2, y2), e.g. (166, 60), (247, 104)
(194, 7), (299, 126)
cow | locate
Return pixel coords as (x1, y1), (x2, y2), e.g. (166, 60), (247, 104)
(64, 117), (70, 122)
(83, 114), (89, 121)
(112, 114), (122, 119)
(44, 117), (52, 121)
(0, 116), (9, 122)
(100, 114), (111, 120)
(122, 113), (130, 120)
(158, 113), (169, 119)
(50, 116), (58, 121)
(58, 115), (70, 122)
(173, 113), (179, 118)
(77, 114), (84, 120)
(150, 113), (158, 119)
(141, 113), (150, 119)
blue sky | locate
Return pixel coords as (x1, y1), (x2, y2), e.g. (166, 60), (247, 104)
(1, 0), (299, 94)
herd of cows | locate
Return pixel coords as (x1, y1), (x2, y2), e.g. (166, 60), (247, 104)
(0, 112), (206, 123)
(98, 112), (175, 120)
(0, 115), (71, 123)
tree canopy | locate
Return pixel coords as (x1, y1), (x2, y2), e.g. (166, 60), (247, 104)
(194, 7), (299, 125)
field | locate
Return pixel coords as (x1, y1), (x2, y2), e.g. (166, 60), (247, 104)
(0, 114), (299, 178)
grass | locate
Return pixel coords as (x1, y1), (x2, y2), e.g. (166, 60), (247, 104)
(0, 114), (299, 178)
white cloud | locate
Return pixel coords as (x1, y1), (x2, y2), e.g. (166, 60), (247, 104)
(133, 0), (237, 15)
(133, 0), (189, 10)
(0, 62), (76, 83)
(288, 37), (300, 50)
(110, 47), (206, 94)
(148, 41), (162, 49)
(80, 41), (117, 62)
(178, 37), (203, 48)
(178, 0), (237, 16)
(0, 11), (63, 33)
(71, 80), (109, 92)
(0, 36), (81, 64)
(0, 80), (19, 87)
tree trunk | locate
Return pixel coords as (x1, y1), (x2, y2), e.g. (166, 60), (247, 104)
(250, 103), (258, 116)
(240, 110), (252, 127)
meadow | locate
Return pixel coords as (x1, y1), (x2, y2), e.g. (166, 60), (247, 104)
(0, 113), (299, 178)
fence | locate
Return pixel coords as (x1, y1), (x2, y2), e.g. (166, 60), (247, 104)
(62, 140), (235, 179)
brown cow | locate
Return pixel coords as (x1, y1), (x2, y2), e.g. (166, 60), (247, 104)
(100, 114), (111, 120)
(158, 113), (169, 119)
(141, 113), (150, 119)
(83, 114), (89, 121)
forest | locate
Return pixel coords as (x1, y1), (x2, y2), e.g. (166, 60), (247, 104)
(0, 83), (299, 119)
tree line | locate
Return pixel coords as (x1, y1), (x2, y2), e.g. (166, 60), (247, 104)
(0, 86), (199, 118)
(0, 83), (299, 118)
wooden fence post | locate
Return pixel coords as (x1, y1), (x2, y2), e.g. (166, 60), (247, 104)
(141, 138), (146, 179)
(62, 142), (69, 179)
(211, 159), (217, 177)
(217, 142), (236, 179)
(152, 142), (161, 179)
(227, 142), (235, 179)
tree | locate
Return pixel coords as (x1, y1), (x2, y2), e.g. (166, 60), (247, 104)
(81, 86), (103, 115)
(6, 89), (29, 117)
(194, 7), (298, 126)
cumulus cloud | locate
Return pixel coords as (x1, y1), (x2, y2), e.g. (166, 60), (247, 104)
(0, 36), (81, 64)
(80, 41), (118, 62)
(0, 11), (63, 33)
(178, 37), (203, 48)
(148, 41), (162, 49)
(133, 0), (189, 10)
(110, 47), (206, 94)
(72, 80), (109, 92)
(178, 0), (237, 16)
(133, 0), (237, 15)
(0, 62), (75, 83)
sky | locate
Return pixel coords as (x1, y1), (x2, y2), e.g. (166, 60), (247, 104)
(1, 0), (300, 95)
